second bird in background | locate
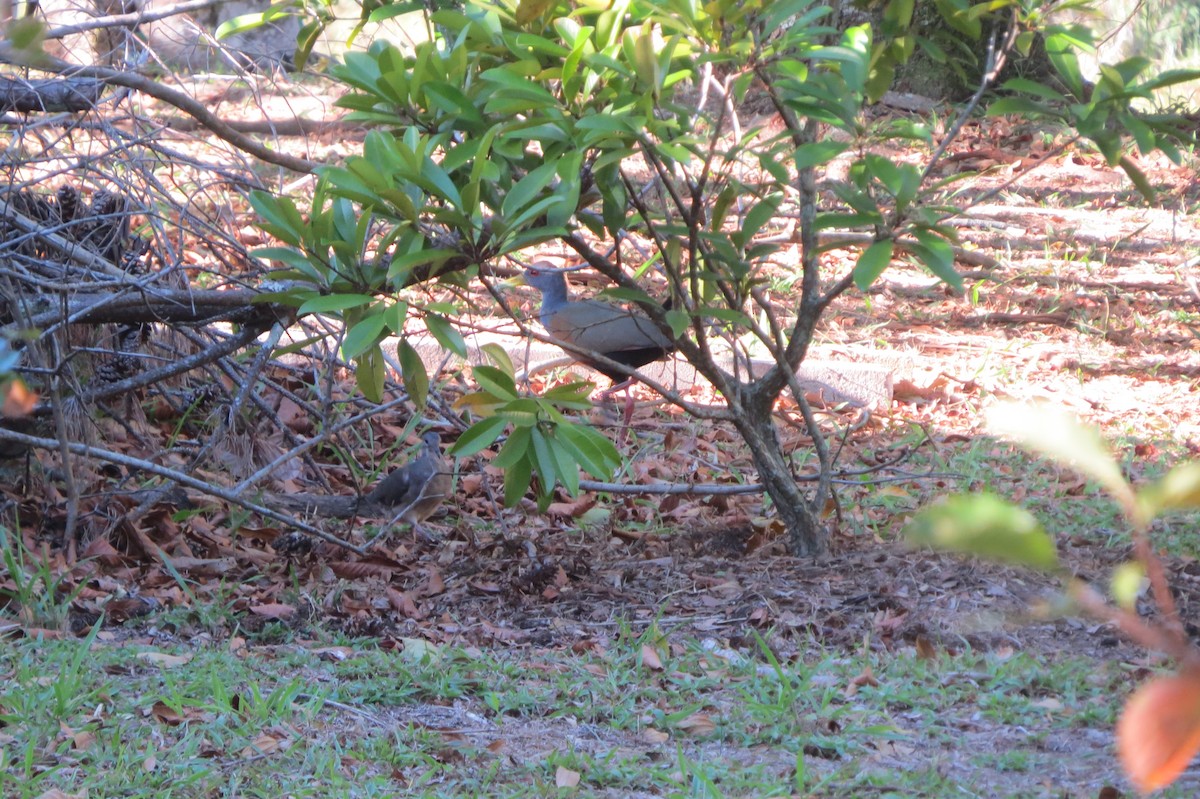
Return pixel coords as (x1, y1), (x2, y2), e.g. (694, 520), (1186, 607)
(367, 430), (452, 542)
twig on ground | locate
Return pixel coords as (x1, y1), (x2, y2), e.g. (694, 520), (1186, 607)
(0, 427), (367, 555)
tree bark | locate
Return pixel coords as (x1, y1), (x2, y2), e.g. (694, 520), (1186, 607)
(729, 386), (826, 556)
(0, 77), (108, 113)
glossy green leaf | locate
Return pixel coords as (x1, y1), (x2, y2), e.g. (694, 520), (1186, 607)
(502, 452), (534, 507)
(355, 345), (386, 403)
(215, 8), (288, 39)
(472, 364), (519, 401)
(494, 425), (532, 469)
(7, 15), (45, 57)
(793, 141), (849, 170)
(451, 416), (509, 457)
(249, 192), (304, 246)
(549, 436), (580, 495)
(905, 492), (1058, 570)
(1119, 155), (1155, 204)
(853, 240), (894, 289)
(397, 340), (429, 409)
(557, 422), (620, 479)
(342, 313), (388, 360)
(297, 294), (376, 316)
(910, 229), (961, 291)
(529, 428), (560, 494)
(482, 343), (515, 376)
(426, 314), (468, 358)
(496, 398), (543, 427)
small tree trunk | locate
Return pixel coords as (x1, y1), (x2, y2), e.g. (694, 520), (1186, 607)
(729, 391), (826, 556)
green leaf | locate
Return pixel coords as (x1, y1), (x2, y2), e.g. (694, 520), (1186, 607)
(252, 247), (319, 275)
(1119, 155), (1155, 204)
(793, 141), (849, 170)
(502, 452), (534, 507)
(368, 2), (423, 21)
(1136, 461), (1200, 523)
(452, 416), (509, 457)
(905, 493), (1058, 570)
(732, 194), (782, 251)
(515, 0), (555, 25)
(472, 364), (518, 401)
(426, 314), (468, 358)
(496, 398), (543, 427)
(987, 96), (1057, 119)
(631, 26), (662, 96)
(297, 294), (376, 316)
(529, 428), (560, 495)
(355, 345), (386, 403)
(909, 229), (961, 291)
(1110, 561), (1145, 611)
(342, 313), (388, 360)
(547, 429), (580, 495)
(398, 340), (429, 409)
(215, 8), (288, 39)
(502, 162), (559, 221)
(557, 422), (619, 479)
(1000, 78), (1067, 103)
(482, 343), (515, 375)
(249, 191), (304, 246)
(541, 380), (596, 408)
(494, 425), (533, 469)
(6, 15), (46, 58)
(852, 240), (894, 290)
(985, 401), (1135, 511)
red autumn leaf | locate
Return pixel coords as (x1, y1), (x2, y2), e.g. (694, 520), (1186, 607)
(1117, 669), (1200, 792)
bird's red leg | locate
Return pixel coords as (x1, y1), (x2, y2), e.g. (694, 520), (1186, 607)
(597, 377), (637, 443)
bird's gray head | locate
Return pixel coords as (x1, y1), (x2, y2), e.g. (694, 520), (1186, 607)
(421, 431), (441, 449)
(523, 266), (569, 296)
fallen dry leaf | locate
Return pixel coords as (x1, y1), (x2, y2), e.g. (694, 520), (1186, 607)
(555, 766), (581, 788)
(640, 727), (670, 744)
(249, 603), (296, 620)
(845, 665), (879, 698)
(676, 712), (717, 736)
(136, 651), (191, 668)
(150, 702), (183, 726)
(240, 732), (289, 759)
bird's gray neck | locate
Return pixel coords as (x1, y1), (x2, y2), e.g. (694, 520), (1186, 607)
(537, 274), (570, 327)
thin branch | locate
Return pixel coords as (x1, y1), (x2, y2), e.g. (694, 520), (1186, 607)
(0, 427), (368, 555)
(43, 0), (225, 40)
(0, 46), (318, 174)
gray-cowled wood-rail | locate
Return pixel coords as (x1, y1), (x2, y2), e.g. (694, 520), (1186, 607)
(511, 264), (675, 424)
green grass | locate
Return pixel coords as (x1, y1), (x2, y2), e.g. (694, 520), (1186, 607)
(0, 617), (1163, 798)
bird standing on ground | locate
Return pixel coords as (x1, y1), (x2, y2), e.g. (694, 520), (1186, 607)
(366, 431), (451, 542)
(515, 265), (675, 422)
